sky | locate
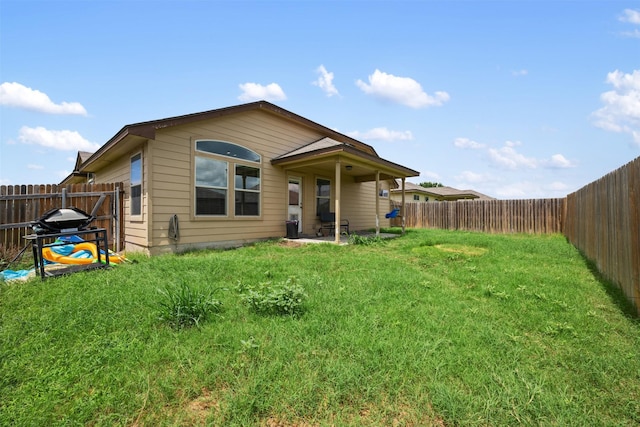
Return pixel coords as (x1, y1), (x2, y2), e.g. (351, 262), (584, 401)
(1, 0), (639, 199)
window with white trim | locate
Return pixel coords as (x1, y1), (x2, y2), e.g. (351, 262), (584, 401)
(130, 153), (142, 216)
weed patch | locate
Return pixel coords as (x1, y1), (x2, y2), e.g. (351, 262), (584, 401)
(239, 277), (308, 316)
(348, 233), (386, 245)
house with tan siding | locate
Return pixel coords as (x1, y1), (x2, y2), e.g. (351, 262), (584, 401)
(390, 181), (494, 203)
(62, 101), (420, 254)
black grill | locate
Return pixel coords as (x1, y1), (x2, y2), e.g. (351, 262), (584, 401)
(31, 207), (95, 234)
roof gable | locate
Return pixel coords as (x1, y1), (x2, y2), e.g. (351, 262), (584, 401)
(73, 101), (380, 176)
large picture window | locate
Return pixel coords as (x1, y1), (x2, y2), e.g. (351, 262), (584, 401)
(195, 140), (261, 217)
(316, 178), (331, 215)
(130, 153), (142, 216)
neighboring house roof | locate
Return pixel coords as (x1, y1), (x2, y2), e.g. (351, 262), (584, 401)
(391, 181), (495, 200)
(62, 101), (419, 184)
(462, 190), (495, 200)
(65, 151), (95, 181)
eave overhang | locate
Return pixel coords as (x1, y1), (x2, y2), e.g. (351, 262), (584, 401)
(271, 143), (419, 181)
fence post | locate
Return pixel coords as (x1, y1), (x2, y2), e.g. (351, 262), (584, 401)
(115, 185), (121, 252)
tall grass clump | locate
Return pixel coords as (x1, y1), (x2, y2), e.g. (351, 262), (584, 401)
(157, 280), (223, 328)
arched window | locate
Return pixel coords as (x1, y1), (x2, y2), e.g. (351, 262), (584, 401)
(196, 140), (260, 162)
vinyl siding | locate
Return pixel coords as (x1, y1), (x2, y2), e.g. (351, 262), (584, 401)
(95, 144), (150, 251)
(92, 109), (402, 254)
(148, 110), (327, 252)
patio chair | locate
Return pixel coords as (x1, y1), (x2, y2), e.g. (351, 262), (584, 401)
(318, 212), (349, 236)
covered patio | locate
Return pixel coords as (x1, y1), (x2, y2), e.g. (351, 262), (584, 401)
(272, 137), (420, 244)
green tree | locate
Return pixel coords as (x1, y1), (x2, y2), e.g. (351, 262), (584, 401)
(419, 182), (444, 188)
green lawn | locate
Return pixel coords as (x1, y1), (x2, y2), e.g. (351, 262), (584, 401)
(1, 229), (639, 426)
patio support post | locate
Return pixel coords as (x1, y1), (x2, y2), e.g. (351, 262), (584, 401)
(401, 177), (406, 234)
(375, 170), (380, 237)
(335, 157), (341, 244)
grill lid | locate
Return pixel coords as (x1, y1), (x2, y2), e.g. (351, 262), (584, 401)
(32, 207), (95, 233)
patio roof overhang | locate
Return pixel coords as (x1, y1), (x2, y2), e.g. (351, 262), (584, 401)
(271, 137), (420, 181)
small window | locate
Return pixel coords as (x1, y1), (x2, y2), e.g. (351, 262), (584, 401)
(235, 165), (260, 216)
(130, 153), (142, 216)
(316, 178), (331, 215)
(413, 194), (420, 201)
(425, 196), (430, 202)
(379, 188), (389, 198)
(195, 156), (228, 215)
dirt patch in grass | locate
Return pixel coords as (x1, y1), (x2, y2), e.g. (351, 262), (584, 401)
(184, 388), (220, 425)
(278, 241), (304, 248)
(434, 244), (488, 257)
(263, 417), (316, 427)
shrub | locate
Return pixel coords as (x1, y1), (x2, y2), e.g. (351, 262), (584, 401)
(240, 277), (307, 316)
(157, 281), (223, 329)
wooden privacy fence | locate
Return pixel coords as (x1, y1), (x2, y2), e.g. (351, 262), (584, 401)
(392, 198), (565, 234)
(0, 183), (124, 252)
(564, 157), (640, 315)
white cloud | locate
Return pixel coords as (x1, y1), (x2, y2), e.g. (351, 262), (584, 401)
(492, 180), (574, 199)
(238, 82), (287, 102)
(27, 164), (44, 170)
(488, 141), (576, 169)
(455, 170), (495, 184)
(312, 65), (339, 97)
(453, 137), (485, 149)
(418, 170), (441, 181)
(591, 69), (640, 146)
(356, 69), (450, 108)
(492, 181), (542, 198)
(347, 127), (413, 142)
(621, 29), (640, 38)
(545, 154), (576, 169)
(548, 181), (570, 192)
(620, 9), (640, 24)
(18, 126), (101, 151)
(619, 10), (640, 38)
(511, 69), (528, 77)
(488, 143), (538, 169)
(0, 82), (87, 115)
